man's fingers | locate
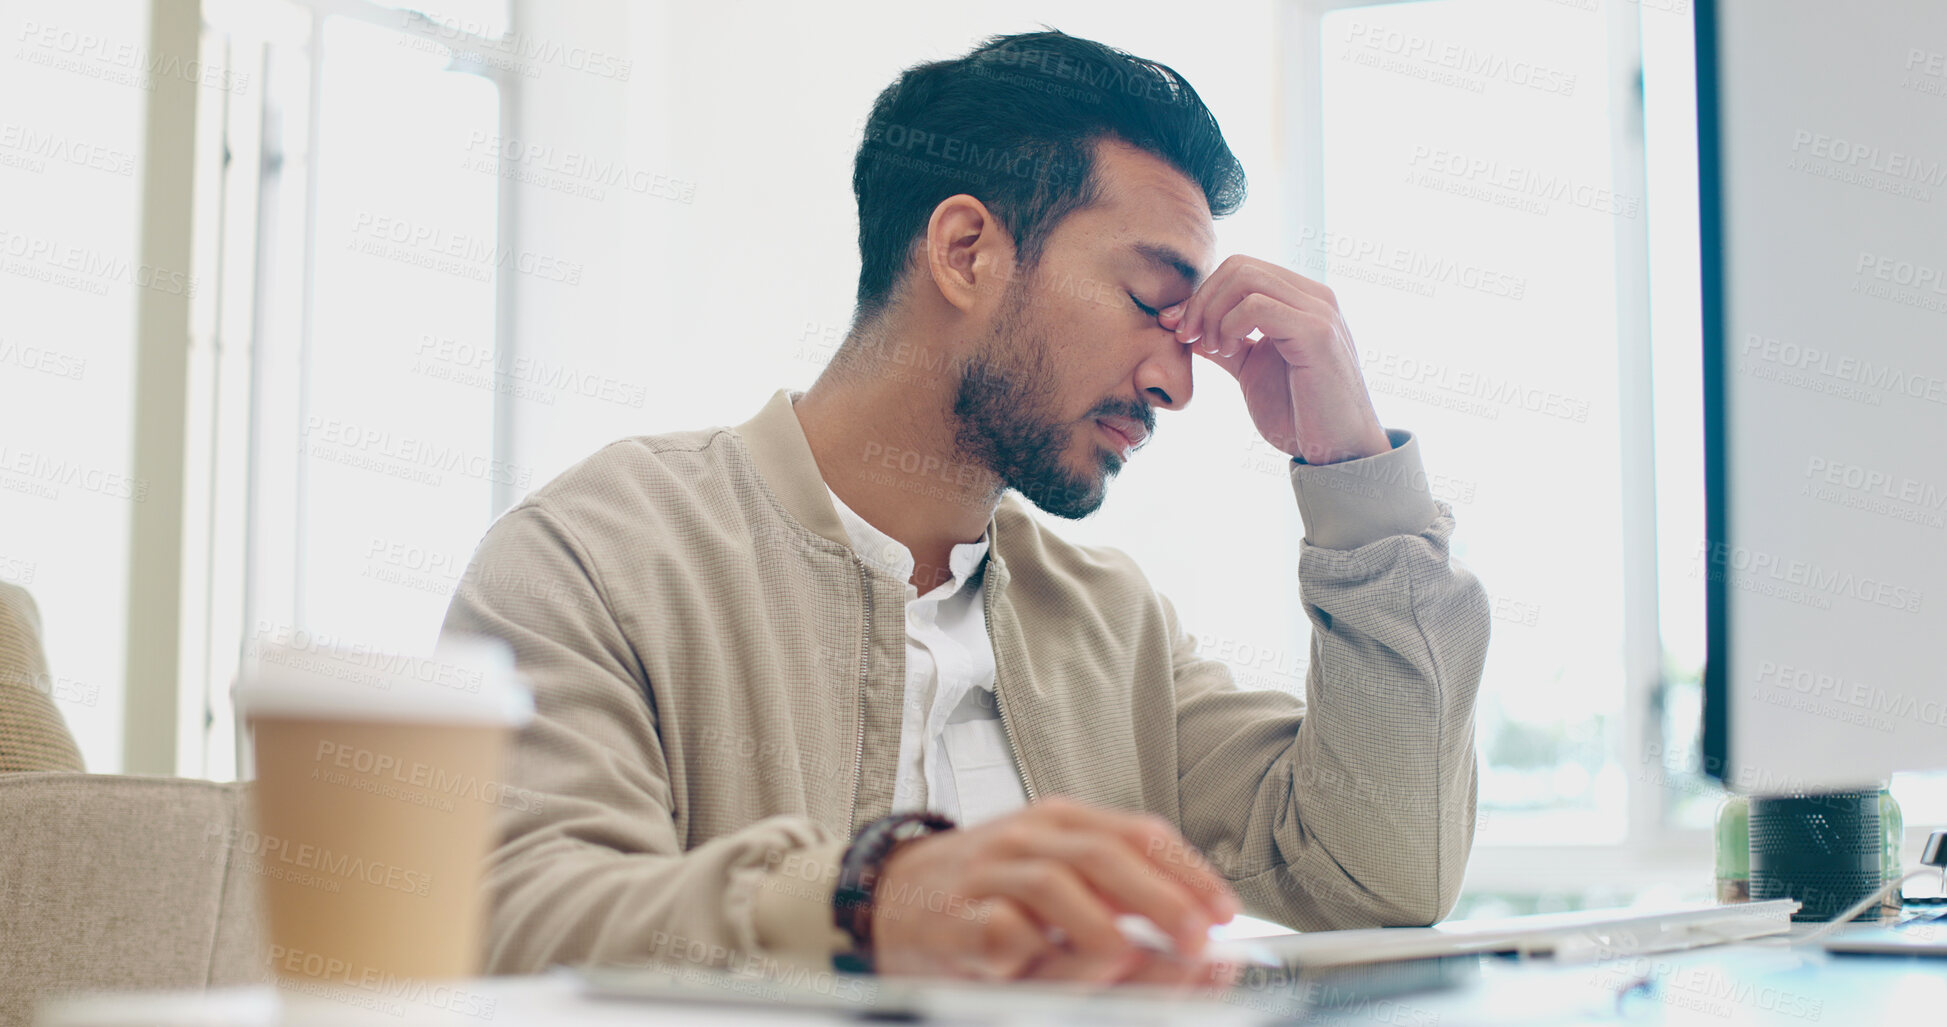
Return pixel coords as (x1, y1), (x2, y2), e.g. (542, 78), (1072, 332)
(1171, 255), (1256, 345)
(1176, 258), (1328, 352)
(1215, 293), (1340, 365)
(1018, 832), (1216, 957)
(1027, 800), (1239, 922)
(974, 858), (1132, 966)
(1159, 292), (1248, 377)
(1209, 293), (1272, 360)
(1022, 944), (1147, 986)
(1196, 269), (1277, 358)
(1188, 333), (1251, 381)
(952, 897), (1051, 981)
(1097, 807), (1240, 920)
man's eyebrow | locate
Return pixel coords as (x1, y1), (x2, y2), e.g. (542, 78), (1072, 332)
(1132, 242), (1203, 291)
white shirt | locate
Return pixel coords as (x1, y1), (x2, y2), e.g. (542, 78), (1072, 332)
(826, 487), (1030, 826)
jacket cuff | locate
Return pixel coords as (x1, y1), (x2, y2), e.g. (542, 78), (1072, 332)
(1288, 428), (1440, 550)
(748, 837), (850, 962)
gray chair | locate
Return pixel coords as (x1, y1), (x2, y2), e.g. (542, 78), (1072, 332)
(0, 583), (84, 774)
(0, 584), (267, 1027)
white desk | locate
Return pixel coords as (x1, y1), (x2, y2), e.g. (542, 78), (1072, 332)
(36, 969), (1275, 1027)
(36, 936), (1947, 1026)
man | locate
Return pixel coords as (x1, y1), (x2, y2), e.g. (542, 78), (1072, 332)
(442, 30), (1489, 986)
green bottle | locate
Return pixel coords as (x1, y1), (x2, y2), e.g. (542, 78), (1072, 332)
(1715, 794), (1750, 903)
(1880, 786), (1905, 918)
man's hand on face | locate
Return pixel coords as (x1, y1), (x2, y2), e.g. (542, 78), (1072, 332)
(1157, 257), (1391, 466)
(869, 797), (1243, 988)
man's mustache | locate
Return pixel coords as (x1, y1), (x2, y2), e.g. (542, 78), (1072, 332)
(1088, 400), (1155, 439)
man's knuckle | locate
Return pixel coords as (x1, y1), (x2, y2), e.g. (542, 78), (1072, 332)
(989, 821), (1033, 851)
(1024, 858), (1071, 896)
(1079, 834), (1123, 865)
(979, 917), (1007, 954)
(981, 907), (1032, 958)
(1157, 893), (1199, 922)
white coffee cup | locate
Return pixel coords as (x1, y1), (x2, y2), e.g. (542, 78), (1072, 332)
(232, 634), (532, 985)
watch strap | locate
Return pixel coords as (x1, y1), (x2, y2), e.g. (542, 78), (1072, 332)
(832, 811), (955, 973)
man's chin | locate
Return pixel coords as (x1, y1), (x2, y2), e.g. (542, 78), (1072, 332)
(1012, 459), (1112, 520)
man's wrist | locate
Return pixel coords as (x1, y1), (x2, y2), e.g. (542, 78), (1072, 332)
(1289, 428), (1441, 549)
(1289, 425), (1397, 466)
(832, 812), (955, 973)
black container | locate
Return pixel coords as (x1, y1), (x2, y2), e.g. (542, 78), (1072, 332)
(1749, 790), (1883, 923)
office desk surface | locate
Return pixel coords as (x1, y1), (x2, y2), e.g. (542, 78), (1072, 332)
(35, 942), (1947, 1026)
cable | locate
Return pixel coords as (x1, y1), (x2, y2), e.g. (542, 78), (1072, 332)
(1791, 868), (1936, 945)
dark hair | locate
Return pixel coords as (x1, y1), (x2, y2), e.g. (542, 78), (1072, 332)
(850, 30), (1247, 324)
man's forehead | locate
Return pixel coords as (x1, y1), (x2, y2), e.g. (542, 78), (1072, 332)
(1089, 140), (1218, 281)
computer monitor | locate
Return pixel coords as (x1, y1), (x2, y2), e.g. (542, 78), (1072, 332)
(1699, 0), (1947, 793)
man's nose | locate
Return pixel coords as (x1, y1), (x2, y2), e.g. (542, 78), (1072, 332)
(1135, 332), (1193, 412)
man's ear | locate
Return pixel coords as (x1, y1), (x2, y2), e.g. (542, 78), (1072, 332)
(923, 194), (1014, 315)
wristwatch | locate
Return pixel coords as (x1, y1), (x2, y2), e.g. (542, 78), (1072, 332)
(831, 811), (955, 973)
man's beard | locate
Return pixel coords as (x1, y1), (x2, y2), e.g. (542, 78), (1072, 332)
(951, 282), (1133, 520)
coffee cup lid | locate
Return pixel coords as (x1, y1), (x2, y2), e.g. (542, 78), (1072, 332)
(232, 632), (534, 726)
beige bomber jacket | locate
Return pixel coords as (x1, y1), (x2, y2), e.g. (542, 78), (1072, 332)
(440, 388), (1492, 973)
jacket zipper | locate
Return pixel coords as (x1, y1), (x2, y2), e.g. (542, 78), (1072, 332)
(985, 571), (1038, 802)
(845, 557), (870, 833)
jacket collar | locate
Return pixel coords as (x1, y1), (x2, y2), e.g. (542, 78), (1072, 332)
(736, 388), (852, 550)
(734, 388), (1012, 595)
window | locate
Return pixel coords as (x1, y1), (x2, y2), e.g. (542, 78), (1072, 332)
(0, 0), (154, 772)
(1293, 0), (1714, 908)
(292, 14), (502, 653)
(199, 0), (512, 777)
